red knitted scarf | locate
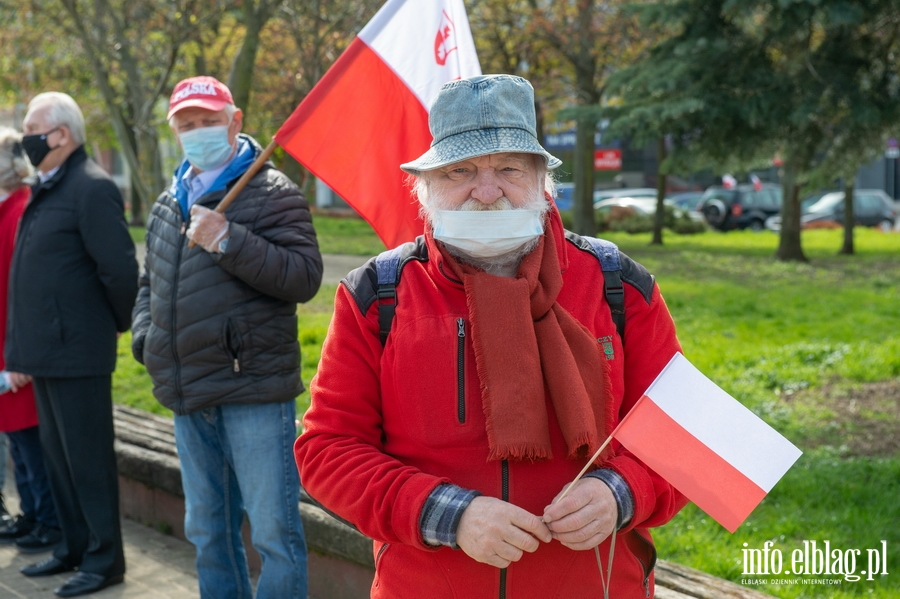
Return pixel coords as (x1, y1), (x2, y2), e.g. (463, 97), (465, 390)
(440, 216), (612, 462)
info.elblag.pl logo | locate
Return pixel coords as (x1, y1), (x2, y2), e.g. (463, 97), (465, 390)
(741, 540), (889, 587)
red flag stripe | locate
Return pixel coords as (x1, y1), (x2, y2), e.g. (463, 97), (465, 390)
(614, 395), (767, 533)
(275, 38), (430, 248)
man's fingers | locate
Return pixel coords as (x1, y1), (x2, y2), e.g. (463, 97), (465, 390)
(457, 497), (551, 567)
(558, 529), (610, 552)
(543, 484), (591, 523)
(7, 372), (30, 393)
(493, 543), (524, 564)
(541, 477), (617, 551)
(508, 510), (552, 544)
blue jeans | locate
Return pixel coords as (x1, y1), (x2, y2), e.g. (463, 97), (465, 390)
(175, 401), (308, 599)
(7, 426), (58, 527)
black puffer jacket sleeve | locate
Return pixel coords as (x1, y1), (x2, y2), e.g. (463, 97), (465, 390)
(214, 169), (322, 303)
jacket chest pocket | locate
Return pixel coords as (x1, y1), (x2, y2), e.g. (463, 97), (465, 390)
(384, 315), (482, 449)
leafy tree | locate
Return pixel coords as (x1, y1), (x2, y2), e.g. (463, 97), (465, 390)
(227, 0), (278, 112)
(525, 0), (647, 237)
(605, 0), (900, 261)
(603, 0), (776, 245)
(14, 0), (230, 225)
(468, 0), (567, 146)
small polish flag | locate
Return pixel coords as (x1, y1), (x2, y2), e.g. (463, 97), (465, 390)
(274, 0), (481, 249)
(751, 174), (763, 192)
(722, 174), (737, 189)
(613, 353), (802, 533)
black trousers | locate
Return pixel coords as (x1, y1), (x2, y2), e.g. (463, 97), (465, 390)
(32, 376), (125, 577)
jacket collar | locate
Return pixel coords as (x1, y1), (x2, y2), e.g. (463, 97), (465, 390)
(32, 145), (88, 194)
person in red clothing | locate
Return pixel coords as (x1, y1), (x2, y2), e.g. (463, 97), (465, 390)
(0, 128), (61, 553)
(295, 75), (688, 599)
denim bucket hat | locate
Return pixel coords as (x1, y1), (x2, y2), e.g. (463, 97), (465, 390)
(400, 75), (562, 175)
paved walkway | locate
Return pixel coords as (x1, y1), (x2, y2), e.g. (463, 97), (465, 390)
(136, 243), (370, 286)
(0, 476), (199, 599)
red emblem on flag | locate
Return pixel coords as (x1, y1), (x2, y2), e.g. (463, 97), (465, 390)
(435, 11), (458, 65)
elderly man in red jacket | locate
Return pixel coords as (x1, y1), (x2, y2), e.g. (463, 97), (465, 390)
(295, 75), (688, 599)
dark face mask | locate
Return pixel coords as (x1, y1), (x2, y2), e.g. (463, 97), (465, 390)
(21, 127), (60, 167)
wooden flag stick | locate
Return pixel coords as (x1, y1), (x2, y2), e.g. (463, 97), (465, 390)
(548, 396), (647, 599)
(187, 139), (279, 248)
(555, 431), (617, 505)
(554, 394), (646, 505)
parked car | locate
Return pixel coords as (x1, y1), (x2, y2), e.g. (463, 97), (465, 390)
(665, 191), (706, 222)
(594, 196), (706, 234)
(767, 189), (896, 231)
(593, 187), (658, 207)
(594, 196), (700, 220)
(594, 197), (660, 216)
(699, 184), (782, 231)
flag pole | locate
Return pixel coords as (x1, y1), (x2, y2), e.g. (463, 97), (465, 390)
(187, 139), (279, 248)
(555, 394), (647, 504)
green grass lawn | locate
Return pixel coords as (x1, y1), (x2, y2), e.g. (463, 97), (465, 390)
(601, 228), (900, 599)
(115, 223), (900, 597)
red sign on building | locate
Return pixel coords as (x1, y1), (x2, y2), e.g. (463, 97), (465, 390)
(594, 149), (622, 170)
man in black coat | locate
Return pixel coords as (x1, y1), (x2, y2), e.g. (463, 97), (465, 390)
(6, 92), (137, 597)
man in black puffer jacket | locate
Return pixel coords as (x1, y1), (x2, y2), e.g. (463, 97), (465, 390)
(130, 76), (322, 599)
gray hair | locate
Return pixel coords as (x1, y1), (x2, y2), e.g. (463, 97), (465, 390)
(0, 127), (33, 192)
(26, 92), (87, 145)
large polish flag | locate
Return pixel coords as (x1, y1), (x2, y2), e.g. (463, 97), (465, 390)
(614, 353), (802, 533)
(274, 0), (481, 249)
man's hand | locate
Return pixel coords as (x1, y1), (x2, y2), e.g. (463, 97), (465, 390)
(187, 205), (229, 253)
(542, 477), (617, 551)
(456, 496), (552, 569)
(7, 372), (32, 392)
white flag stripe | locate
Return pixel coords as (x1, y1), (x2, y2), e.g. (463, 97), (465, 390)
(645, 354), (802, 492)
(359, 0), (481, 110)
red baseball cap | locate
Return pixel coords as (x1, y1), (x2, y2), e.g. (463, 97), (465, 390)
(167, 76), (234, 120)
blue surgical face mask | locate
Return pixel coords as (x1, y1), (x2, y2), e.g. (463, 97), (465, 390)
(433, 209), (544, 258)
(178, 125), (234, 171)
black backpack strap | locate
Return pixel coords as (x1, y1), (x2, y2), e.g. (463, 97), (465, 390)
(583, 237), (626, 341)
(375, 245), (411, 345)
(564, 231), (628, 340)
(342, 238), (429, 346)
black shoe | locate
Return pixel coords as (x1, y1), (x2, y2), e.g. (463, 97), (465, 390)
(20, 556), (75, 577)
(55, 572), (124, 597)
(0, 514), (35, 542)
(15, 522), (62, 553)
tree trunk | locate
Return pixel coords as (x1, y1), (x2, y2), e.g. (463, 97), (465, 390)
(571, 113), (596, 236)
(132, 131), (166, 226)
(651, 137), (666, 245)
(775, 162), (808, 262)
(839, 182), (854, 255)
(228, 2), (274, 112)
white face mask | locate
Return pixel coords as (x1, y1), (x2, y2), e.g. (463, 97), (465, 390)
(432, 209), (544, 258)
